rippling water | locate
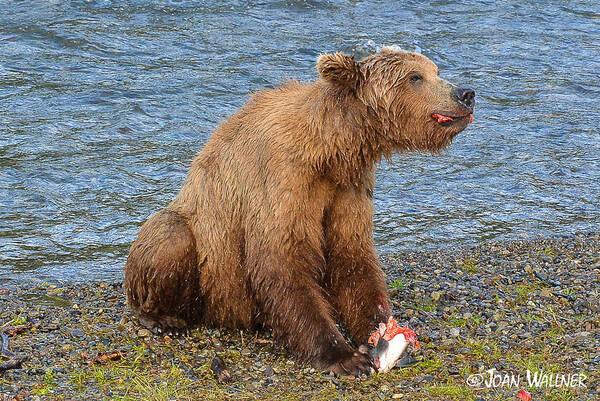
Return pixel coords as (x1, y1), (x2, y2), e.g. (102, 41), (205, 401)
(1, 1), (599, 282)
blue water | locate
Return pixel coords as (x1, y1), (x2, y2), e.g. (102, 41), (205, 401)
(1, 1), (599, 282)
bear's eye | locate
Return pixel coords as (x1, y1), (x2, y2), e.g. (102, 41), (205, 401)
(409, 74), (423, 83)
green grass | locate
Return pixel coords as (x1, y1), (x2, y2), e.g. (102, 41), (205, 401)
(467, 338), (503, 363)
(0, 313), (27, 328)
(32, 368), (57, 396)
(70, 356), (200, 401)
(514, 284), (540, 304)
(544, 387), (580, 401)
(389, 278), (408, 290)
(414, 300), (438, 312)
(125, 363), (196, 401)
(424, 381), (474, 400)
(449, 318), (467, 328)
(523, 312), (541, 323)
(402, 355), (444, 376)
(458, 257), (479, 274)
(538, 246), (558, 257)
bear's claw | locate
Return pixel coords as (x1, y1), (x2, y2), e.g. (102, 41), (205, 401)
(321, 345), (375, 377)
(138, 315), (190, 337)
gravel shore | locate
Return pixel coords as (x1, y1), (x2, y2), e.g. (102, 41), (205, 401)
(1, 233), (598, 400)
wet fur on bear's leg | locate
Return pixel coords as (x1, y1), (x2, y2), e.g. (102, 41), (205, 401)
(242, 174), (373, 376)
(124, 209), (202, 332)
(324, 171), (391, 345)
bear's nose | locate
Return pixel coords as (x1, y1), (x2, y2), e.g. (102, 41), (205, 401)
(453, 87), (475, 109)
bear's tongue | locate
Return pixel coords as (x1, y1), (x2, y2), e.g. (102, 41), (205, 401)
(432, 113), (474, 124)
(432, 113), (453, 124)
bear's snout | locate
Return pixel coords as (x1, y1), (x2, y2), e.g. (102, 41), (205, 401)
(452, 87), (475, 110)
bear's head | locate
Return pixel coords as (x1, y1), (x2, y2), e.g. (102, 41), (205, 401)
(317, 48), (474, 153)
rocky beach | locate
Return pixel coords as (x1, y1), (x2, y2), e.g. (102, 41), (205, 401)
(1, 233), (598, 400)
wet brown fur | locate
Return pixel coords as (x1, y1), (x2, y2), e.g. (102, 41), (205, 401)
(125, 48), (473, 375)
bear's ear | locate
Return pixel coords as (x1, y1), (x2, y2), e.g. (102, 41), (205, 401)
(316, 53), (361, 88)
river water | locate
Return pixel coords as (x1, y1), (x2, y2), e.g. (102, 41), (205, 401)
(1, 1), (599, 283)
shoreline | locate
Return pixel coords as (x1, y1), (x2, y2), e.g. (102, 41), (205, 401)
(1, 233), (598, 400)
(2, 230), (596, 288)
(3, 230), (595, 288)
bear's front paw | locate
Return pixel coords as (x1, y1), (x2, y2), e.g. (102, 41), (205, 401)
(317, 344), (374, 377)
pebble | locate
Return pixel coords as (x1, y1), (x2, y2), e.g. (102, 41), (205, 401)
(71, 328), (85, 338)
(137, 329), (152, 338)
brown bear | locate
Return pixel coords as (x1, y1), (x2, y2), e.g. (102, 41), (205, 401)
(124, 48), (475, 376)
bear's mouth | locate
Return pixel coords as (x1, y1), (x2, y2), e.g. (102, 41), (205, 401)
(431, 112), (473, 126)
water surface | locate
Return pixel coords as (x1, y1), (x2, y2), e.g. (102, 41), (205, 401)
(1, 0), (599, 282)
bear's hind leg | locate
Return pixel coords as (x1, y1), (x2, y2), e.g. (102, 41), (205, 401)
(124, 209), (202, 333)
